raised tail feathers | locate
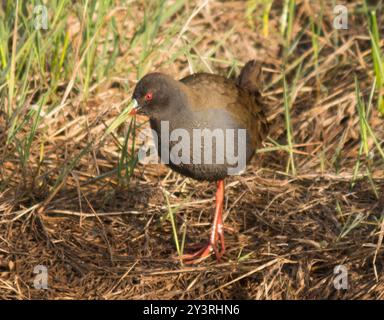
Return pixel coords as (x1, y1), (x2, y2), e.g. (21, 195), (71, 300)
(237, 60), (269, 145)
(236, 60), (263, 95)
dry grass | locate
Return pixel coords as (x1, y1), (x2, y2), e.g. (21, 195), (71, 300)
(0, 0), (384, 299)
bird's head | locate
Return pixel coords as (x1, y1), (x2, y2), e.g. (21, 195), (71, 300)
(130, 73), (185, 119)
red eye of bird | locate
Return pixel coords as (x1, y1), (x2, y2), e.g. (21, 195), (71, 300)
(145, 92), (153, 101)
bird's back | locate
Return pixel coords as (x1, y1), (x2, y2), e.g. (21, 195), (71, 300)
(180, 63), (268, 152)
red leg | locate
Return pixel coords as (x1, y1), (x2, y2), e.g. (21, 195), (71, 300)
(178, 180), (226, 264)
(217, 193), (225, 260)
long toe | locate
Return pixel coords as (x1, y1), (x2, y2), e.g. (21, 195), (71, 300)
(177, 244), (213, 264)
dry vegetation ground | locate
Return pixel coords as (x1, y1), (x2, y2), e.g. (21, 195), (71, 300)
(0, 0), (384, 299)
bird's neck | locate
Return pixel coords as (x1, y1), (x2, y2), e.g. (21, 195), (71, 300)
(151, 82), (193, 126)
(150, 103), (191, 133)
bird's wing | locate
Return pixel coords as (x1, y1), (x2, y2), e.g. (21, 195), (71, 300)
(180, 73), (269, 149)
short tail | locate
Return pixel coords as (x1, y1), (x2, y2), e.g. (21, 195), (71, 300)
(237, 60), (269, 145)
(236, 60), (263, 95)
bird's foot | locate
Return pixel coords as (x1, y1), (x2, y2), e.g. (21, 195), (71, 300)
(177, 244), (213, 264)
(176, 241), (224, 265)
(175, 180), (226, 265)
